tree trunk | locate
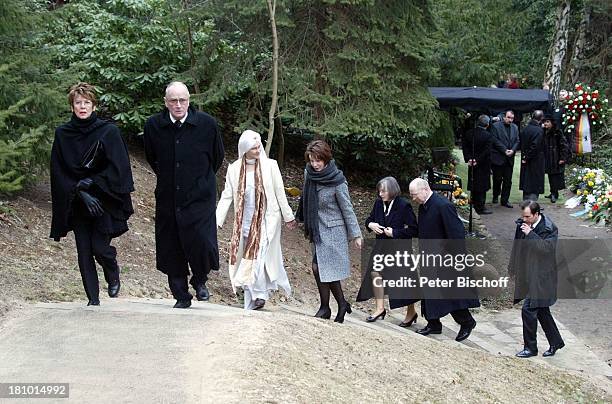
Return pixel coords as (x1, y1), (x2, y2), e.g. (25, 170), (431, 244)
(567, 5), (591, 85)
(275, 114), (285, 167)
(265, 0), (279, 156)
(543, 0), (571, 98)
(182, 1), (201, 98)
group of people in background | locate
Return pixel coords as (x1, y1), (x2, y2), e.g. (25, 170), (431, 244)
(462, 109), (570, 215)
(49, 81), (564, 358)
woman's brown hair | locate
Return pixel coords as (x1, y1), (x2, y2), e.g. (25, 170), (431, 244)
(304, 139), (332, 164)
(68, 82), (97, 107)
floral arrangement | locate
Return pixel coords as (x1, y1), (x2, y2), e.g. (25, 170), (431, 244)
(452, 182), (469, 207)
(566, 166), (612, 225)
(561, 83), (609, 136)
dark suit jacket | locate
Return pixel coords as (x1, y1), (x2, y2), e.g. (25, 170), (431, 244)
(364, 197), (418, 239)
(490, 121), (519, 167)
(509, 214), (558, 308)
(417, 192), (480, 318)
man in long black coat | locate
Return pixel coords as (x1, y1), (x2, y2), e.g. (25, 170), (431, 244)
(509, 200), (564, 358)
(519, 110), (546, 201)
(490, 110), (520, 208)
(144, 82), (224, 308)
(462, 115), (493, 214)
(408, 178), (480, 342)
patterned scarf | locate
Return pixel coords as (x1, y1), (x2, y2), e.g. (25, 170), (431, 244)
(228, 157), (267, 279)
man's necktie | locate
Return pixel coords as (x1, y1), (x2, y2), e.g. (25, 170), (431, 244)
(174, 120), (182, 129)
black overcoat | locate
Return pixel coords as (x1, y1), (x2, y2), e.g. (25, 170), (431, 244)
(519, 120), (545, 195)
(490, 121), (519, 167)
(462, 126), (492, 192)
(508, 214), (558, 308)
(417, 192), (480, 319)
(356, 197), (419, 308)
(544, 127), (569, 175)
(50, 113), (134, 241)
(143, 107), (224, 277)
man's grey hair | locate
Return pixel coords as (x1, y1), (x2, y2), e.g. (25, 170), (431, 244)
(164, 81), (190, 97)
(477, 114), (490, 128)
(409, 178), (430, 192)
(532, 110), (544, 122)
(377, 176), (401, 199)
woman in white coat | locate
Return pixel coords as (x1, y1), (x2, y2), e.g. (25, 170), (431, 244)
(216, 130), (297, 309)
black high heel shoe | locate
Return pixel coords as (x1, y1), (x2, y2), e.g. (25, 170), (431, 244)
(399, 313), (418, 328)
(314, 306), (332, 319)
(334, 302), (352, 323)
(366, 309), (386, 322)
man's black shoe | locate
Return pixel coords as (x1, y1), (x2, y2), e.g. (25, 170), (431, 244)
(501, 202), (513, 208)
(108, 280), (120, 297)
(476, 208), (493, 215)
(173, 299), (192, 309)
(455, 321), (476, 342)
(195, 284), (210, 301)
(492, 197), (499, 204)
(550, 195), (557, 203)
(515, 348), (538, 358)
(543, 342), (565, 357)
(416, 326), (442, 336)
(87, 299), (100, 306)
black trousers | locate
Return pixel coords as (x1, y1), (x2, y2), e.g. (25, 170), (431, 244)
(426, 309), (475, 330)
(521, 299), (563, 351)
(491, 164), (513, 204)
(472, 191), (486, 211)
(548, 173), (564, 197)
(168, 273), (207, 301)
(73, 217), (120, 303)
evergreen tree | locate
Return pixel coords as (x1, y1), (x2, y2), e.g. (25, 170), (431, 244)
(203, 0), (442, 180)
(0, 0), (71, 194)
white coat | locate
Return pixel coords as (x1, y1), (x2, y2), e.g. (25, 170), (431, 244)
(216, 158), (294, 290)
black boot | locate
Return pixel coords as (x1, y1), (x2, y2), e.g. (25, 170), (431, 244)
(330, 281), (352, 323)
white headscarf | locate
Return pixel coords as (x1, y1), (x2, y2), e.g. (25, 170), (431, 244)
(238, 130), (267, 161)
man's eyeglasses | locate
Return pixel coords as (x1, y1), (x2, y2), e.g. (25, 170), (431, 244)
(166, 98), (189, 105)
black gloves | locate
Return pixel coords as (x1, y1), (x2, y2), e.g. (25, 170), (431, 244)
(76, 177), (93, 190)
(78, 190), (104, 217)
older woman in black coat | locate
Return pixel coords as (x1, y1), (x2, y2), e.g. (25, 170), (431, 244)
(356, 177), (419, 327)
(50, 83), (134, 306)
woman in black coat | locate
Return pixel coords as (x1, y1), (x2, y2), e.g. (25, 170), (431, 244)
(50, 83), (134, 306)
(356, 177), (419, 327)
(543, 116), (569, 203)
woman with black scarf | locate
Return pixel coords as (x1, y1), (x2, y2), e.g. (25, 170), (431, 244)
(50, 83), (134, 306)
(297, 140), (362, 323)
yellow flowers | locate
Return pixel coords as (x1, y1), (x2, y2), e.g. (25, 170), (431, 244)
(588, 181), (594, 187)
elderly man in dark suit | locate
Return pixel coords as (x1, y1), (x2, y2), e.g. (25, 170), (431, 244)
(408, 178), (480, 342)
(509, 200), (564, 358)
(519, 110), (546, 201)
(144, 82), (225, 308)
(490, 110), (520, 208)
